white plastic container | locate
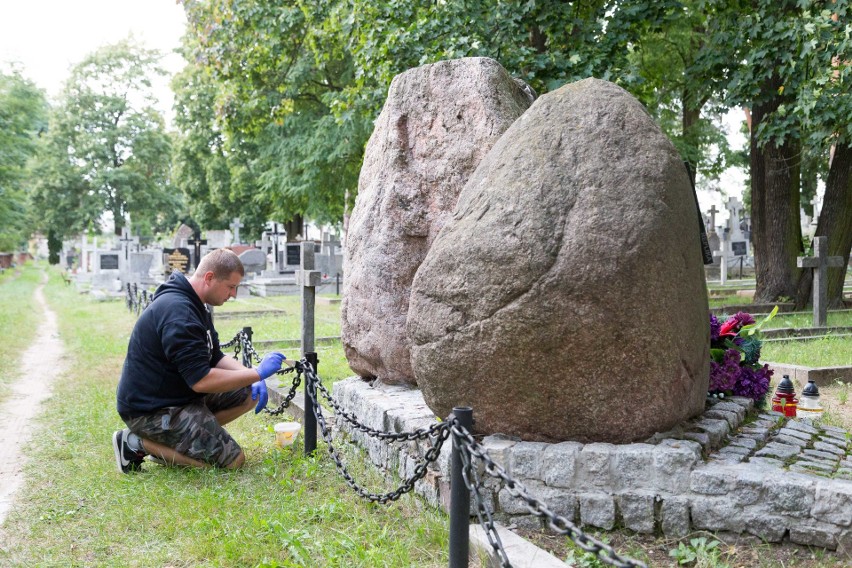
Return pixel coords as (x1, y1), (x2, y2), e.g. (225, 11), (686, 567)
(274, 422), (301, 447)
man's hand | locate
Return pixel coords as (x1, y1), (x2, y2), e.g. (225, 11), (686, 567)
(256, 352), (286, 380)
(251, 380), (268, 414)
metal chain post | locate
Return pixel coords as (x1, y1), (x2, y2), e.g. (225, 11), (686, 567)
(449, 407), (473, 568)
(304, 352), (318, 455)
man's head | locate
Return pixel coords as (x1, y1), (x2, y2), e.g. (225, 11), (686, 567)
(190, 249), (245, 306)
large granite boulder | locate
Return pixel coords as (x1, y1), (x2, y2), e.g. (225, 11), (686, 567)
(342, 57), (534, 384)
(407, 78), (710, 443)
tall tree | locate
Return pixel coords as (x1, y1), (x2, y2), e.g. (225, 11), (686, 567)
(794, 3), (852, 307)
(177, 0), (366, 235)
(0, 68), (47, 251)
(30, 40), (175, 238)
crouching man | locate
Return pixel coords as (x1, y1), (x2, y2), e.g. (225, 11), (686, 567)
(113, 248), (285, 473)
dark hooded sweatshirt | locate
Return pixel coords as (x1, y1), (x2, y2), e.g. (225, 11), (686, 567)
(117, 271), (226, 417)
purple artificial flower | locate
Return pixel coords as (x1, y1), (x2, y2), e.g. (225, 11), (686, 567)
(709, 348), (742, 392)
(732, 364), (772, 401)
(709, 314), (721, 343)
(732, 311), (756, 327)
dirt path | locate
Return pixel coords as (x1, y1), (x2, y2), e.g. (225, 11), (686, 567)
(0, 276), (65, 525)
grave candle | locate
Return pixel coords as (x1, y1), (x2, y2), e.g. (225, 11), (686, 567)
(771, 375), (798, 417)
(796, 380), (823, 421)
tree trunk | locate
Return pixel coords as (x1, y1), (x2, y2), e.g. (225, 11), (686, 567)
(751, 88), (802, 303)
(284, 215), (304, 241)
(682, 104), (701, 186)
(797, 143), (852, 308)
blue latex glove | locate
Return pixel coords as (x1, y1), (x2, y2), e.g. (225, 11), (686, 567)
(251, 380), (268, 414)
(256, 352), (286, 380)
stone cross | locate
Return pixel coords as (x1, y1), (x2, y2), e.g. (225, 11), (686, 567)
(118, 227), (139, 262)
(797, 236), (844, 327)
(708, 205), (719, 234)
(810, 193), (823, 225)
(713, 231), (729, 285)
(255, 232), (272, 272)
(726, 197), (744, 238)
(230, 217), (244, 245)
(265, 221), (286, 273)
(187, 236), (208, 269)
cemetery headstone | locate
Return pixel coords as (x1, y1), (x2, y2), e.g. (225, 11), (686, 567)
(707, 205), (721, 254)
(238, 248), (266, 276)
(407, 77), (710, 443)
(342, 56), (535, 384)
(128, 251), (155, 285)
(230, 217), (244, 245)
(172, 224), (194, 248)
(283, 243), (301, 272)
(797, 236), (844, 327)
(187, 236), (208, 269)
(205, 230), (232, 249)
(99, 252), (119, 270)
(92, 250), (121, 291)
(810, 191), (823, 224)
(162, 248), (191, 276)
(257, 222), (286, 276)
(726, 196), (748, 258)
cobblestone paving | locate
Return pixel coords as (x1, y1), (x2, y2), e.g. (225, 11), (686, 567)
(706, 401), (852, 479)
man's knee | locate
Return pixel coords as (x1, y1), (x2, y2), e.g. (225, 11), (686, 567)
(224, 450), (246, 469)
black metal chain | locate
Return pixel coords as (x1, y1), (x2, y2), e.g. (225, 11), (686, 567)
(313, 377), (449, 442)
(220, 331), (242, 350)
(228, 332), (643, 567)
(451, 424), (647, 568)
(303, 363), (451, 504)
(264, 365), (303, 415)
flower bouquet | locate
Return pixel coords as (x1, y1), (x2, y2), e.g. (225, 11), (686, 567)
(709, 307), (778, 404)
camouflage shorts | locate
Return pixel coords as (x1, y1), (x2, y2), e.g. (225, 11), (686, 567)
(122, 387), (250, 468)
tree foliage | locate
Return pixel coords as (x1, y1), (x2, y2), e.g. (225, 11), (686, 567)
(170, 0), (850, 306)
(174, 0), (367, 239)
(0, 68), (47, 251)
(29, 40), (176, 239)
(697, 0), (852, 304)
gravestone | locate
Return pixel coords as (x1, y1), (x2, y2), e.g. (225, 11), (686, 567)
(172, 224), (194, 248)
(187, 236), (208, 269)
(99, 252), (119, 270)
(238, 248), (266, 276)
(797, 236), (844, 327)
(726, 196), (748, 258)
(92, 250), (121, 291)
(407, 77), (710, 443)
(283, 243), (301, 272)
(127, 252), (156, 285)
(257, 222), (287, 276)
(230, 217), (244, 245)
(162, 248), (191, 276)
(713, 231), (730, 285)
(206, 230), (232, 249)
(317, 234), (343, 277)
(706, 205), (721, 255)
(342, 56), (535, 384)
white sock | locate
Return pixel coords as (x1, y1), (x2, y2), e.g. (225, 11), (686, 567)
(126, 431), (145, 453)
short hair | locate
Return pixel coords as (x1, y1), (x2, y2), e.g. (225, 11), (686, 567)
(197, 249), (245, 280)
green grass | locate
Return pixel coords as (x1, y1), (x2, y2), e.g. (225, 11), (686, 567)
(0, 265), (448, 567)
(0, 262), (42, 402)
(761, 336), (852, 368)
